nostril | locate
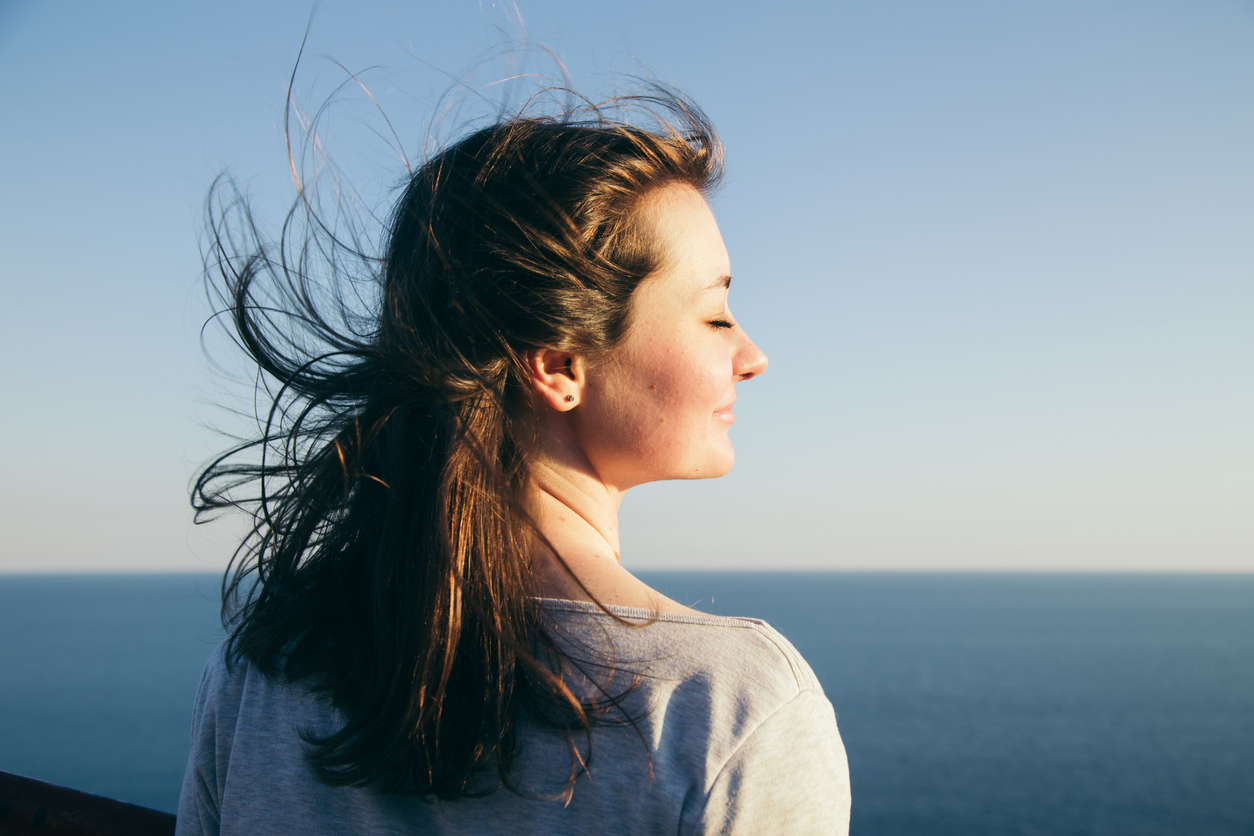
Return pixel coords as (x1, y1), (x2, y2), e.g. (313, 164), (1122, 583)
(741, 350), (768, 380)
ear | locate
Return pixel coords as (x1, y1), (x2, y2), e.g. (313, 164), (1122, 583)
(523, 348), (583, 411)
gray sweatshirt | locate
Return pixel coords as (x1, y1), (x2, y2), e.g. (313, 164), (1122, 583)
(176, 599), (851, 835)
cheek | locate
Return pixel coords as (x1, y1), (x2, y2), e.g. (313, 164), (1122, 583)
(632, 350), (728, 442)
(580, 373), (674, 468)
(660, 344), (728, 408)
(578, 339), (732, 483)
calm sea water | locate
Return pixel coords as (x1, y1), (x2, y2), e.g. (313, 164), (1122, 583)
(1, 573), (1251, 834)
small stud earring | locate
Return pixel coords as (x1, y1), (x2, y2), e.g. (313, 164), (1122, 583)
(565, 395), (575, 403)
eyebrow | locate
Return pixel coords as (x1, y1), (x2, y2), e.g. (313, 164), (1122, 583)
(706, 275), (732, 290)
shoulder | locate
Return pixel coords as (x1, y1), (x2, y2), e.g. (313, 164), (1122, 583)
(539, 601), (849, 833)
(178, 643), (352, 835)
(183, 642), (344, 781)
(187, 643), (240, 736)
(187, 642), (273, 732)
(190, 641), (343, 745)
(540, 600), (835, 759)
(541, 598), (821, 695)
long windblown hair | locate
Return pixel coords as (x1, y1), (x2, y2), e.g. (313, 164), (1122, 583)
(193, 86), (722, 799)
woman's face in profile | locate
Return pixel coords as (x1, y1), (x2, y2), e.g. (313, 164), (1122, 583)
(571, 184), (768, 491)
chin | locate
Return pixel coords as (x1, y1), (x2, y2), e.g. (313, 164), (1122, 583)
(686, 448), (735, 481)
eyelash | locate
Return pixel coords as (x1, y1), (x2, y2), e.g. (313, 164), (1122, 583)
(709, 319), (734, 330)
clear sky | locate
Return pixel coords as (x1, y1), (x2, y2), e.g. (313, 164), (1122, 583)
(0, 0), (1250, 573)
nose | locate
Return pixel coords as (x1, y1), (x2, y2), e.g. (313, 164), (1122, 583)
(735, 332), (768, 381)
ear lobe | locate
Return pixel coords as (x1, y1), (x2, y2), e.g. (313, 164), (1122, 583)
(524, 348), (583, 411)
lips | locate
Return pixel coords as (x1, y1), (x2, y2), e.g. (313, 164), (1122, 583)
(713, 396), (737, 421)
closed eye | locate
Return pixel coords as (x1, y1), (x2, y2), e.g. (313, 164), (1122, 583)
(709, 319), (734, 329)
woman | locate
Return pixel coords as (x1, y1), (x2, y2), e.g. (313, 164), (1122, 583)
(177, 88), (850, 834)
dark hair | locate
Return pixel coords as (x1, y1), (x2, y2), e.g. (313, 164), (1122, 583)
(194, 88), (722, 799)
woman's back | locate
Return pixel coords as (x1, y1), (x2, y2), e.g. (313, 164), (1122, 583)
(177, 602), (850, 835)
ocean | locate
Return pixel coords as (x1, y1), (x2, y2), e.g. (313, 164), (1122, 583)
(1, 572), (1250, 834)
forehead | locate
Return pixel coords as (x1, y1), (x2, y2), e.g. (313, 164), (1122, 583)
(635, 184), (730, 298)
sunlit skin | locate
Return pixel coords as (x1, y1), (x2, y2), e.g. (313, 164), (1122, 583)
(525, 184), (768, 612)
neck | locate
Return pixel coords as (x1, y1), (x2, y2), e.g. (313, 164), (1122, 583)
(530, 454), (621, 560)
(525, 413), (631, 599)
(524, 415), (699, 615)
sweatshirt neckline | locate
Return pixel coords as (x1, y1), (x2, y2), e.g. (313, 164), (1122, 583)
(533, 596), (765, 628)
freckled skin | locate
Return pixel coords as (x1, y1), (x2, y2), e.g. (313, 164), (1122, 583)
(569, 185), (768, 491)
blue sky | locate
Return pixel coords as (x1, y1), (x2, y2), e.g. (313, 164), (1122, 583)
(0, 0), (1250, 572)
